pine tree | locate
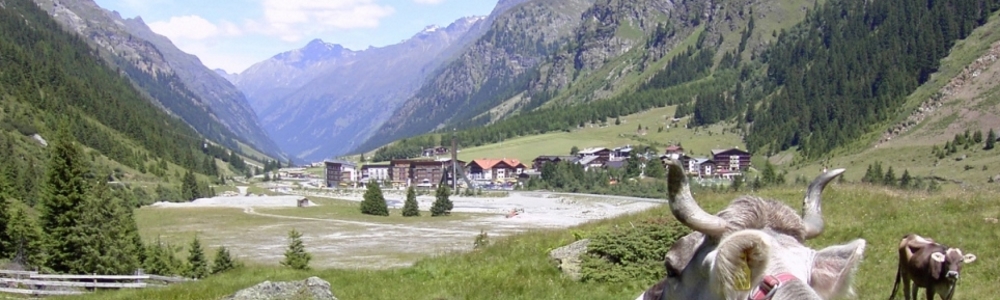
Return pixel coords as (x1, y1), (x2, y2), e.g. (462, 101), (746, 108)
(431, 185), (453, 217)
(360, 180), (389, 216)
(281, 228), (311, 270)
(39, 125), (92, 273)
(143, 238), (182, 276)
(5, 201), (45, 269)
(973, 130), (983, 143)
(0, 171), (13, 258)
(402, 186), (420, 217)
(883, 166), (897, 187)
(900, 170), (913, 189)
(211, 246), (239, 274)
(181, 170), (199, 201)
(986, 129), (996, 150)
(186, 236), (209, 279)
(76, 181), (143, 275)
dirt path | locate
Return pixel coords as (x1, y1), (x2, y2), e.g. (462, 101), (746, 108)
(241, 206), (482, 235)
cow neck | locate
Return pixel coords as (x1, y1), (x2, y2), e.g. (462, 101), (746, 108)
(748, 272), (799, 300)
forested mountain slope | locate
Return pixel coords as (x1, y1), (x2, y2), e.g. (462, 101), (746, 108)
(364, 0), (1000, 167)
(31, 0), (285, 160)
(0, 0), (245, 204)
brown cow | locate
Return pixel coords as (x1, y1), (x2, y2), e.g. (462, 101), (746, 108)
(889, 234), (977, 300)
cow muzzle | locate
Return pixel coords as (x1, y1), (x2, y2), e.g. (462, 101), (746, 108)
(946, 271), (960, 280)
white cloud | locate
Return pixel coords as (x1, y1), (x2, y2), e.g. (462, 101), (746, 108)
(257, 0), (395, 42)
(413, 0), (445, 4)
(148, 15), (241, 40)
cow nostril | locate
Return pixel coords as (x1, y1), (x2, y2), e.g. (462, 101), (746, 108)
(946, 271), (959, 278)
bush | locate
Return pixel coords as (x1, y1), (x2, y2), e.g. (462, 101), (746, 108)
(580, 217), (690, 285)
(361, 181), (389, 216)
(431, 185), (453, 217)
(211, 246), (241, 274)
(402, 187), (420, 217)
(473, 230), (490, 250)
(281, 228), (311, 270)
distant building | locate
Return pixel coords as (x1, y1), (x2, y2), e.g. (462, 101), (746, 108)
(611, 145), (633, 161)
(324, 160), (357, 188)
(531, 155), (578, 171)
(693, 158), (716, 178)
(467, 159), (526, 183)
(577, 147), (611, 160)
(711, 148), (752, 172)
(664, 145), (685, 159)
(360, 163), (391, 185)
(421, 146), (450, 157)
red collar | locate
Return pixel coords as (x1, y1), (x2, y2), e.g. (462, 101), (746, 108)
(748, 273), (799, 300)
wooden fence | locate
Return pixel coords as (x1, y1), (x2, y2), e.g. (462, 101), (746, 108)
(0, 269), (193, 296)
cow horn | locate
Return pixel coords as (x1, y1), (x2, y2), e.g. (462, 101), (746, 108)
(666, 159), (727, 238)
(802, 168), (845, 239)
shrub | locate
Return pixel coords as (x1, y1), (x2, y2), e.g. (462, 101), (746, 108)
(580, 217), (690, 285)
(361, 181), (389, 216)
(402, 187), (420, 217)
(211, 246), (240, 274)
(473, 230), (490, 250)
(431, 185), (453, 217)
(281, 228), (311, 270)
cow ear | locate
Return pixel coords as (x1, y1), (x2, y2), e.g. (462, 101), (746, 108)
(712, 231), (770, 299)
(963, 253), (977, 263)
(809, 239), (866, 299)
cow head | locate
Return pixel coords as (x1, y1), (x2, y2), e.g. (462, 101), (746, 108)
(930, 248), (976, 282)
(637, 160), (866, 300)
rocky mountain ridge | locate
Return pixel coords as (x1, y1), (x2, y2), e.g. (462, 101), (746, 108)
(32, 0), (285, 159)
(229, 14), (492, 161)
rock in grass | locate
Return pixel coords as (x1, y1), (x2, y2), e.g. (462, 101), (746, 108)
(223, 276), (337, 300)
(549, 239), (590, 280)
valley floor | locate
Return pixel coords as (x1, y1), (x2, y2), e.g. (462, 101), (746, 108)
(137, 189), (659, 269)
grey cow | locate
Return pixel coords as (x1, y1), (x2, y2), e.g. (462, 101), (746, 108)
(635, 160), (866, 300)
(889, 233), (977, 300)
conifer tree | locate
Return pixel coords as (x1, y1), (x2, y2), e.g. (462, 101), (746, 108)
(986, 129), (996, 150)
(900, 170), (913, 189)
(76, 181), (142, 274)
(281, 228), (311, 270)
(402, 186), (420, 217)
(143, 238), (182, 276)
(883, 166), (897, 187)
(39, 125), (91, 273)
(431, 185), (453, 217)
(185, 236), (209, 279)
(181, 170), (199, 201)
(5, 201), (45, 268)
(0, 171), (13, 258)
(211, 246), (239, 274)
(360, 180), (389, 216)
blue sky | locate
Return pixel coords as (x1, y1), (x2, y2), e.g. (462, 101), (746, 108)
(94, 0), (497, 73)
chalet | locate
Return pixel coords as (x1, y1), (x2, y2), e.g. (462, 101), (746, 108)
(467, 159), (526, 183)
(664, 145), (685, 159)
(693, 158), (716, 178)
(324, 160), (357, 188)
(611, 145), (633, 161)
(577, 155), (608, 171)
(577, 147), (611, 160)
(531, 155), (578, 171)
(422, 146), (450, 157)
(604, 160), (626, 169)
(360, 163), (391, 184)
(711, 148), (752, 172)
(659, 154), (692, 169)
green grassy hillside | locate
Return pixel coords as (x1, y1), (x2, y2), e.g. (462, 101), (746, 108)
(455, 106), (744, 163)
(58, 184), (1000, 300)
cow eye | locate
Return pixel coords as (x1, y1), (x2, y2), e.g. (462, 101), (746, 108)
(666, 264), (680, 277)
